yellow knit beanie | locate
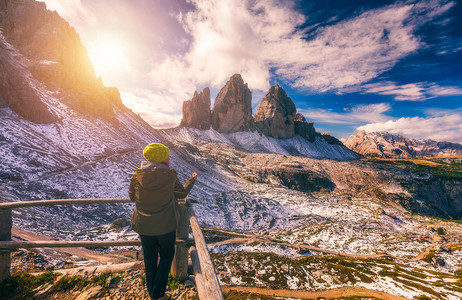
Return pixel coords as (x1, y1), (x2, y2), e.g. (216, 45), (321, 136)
(143, 143), (170, 163)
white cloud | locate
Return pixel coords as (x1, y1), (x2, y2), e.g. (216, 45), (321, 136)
(177, 0), (301, 90)
(358, 114), (462, 143)
(363, 82), (425, 101)
(428, 85), (462, 96)
(39, 0), (458, 128)
(302, 103), (392, 125)
(121, 91), (184, 128)
(360, 81), (462, 101)
(177, 0), (454, 92)
(145, 0), (455, 126)
(278, 4), (421, 91)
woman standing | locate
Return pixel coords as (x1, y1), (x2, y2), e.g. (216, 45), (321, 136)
(129, 143), (194, 300)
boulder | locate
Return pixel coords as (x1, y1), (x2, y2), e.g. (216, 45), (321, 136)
(211, 74), (253, 133)
(254, 85), (296, 138)
(294, 113), (316, 142)
(180, 88), (211, 130)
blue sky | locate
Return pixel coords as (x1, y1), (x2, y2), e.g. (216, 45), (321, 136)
(41, 0), (462, 142)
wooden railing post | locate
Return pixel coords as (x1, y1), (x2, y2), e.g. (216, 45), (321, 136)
(0, 208), (12, 282)
(188, 205), (224, 300)
(171, 199), (190, 281)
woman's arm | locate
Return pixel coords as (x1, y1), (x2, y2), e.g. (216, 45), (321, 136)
(172, 170), (197, 199)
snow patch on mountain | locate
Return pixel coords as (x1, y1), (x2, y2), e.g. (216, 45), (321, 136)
(161, 127), (360, 160)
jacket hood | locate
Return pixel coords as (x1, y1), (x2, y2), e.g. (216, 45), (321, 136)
(135, 161), (171, 189)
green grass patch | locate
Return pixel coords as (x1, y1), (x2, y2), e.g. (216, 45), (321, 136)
(167, 274), (183, 290)
(0, 271), (124, 299)
(0, 271), (58, 300)
(47, 275), (89, 293)
(429, 216), (462, 224)
(91, 273), (122, 290)
(368, 157), (462, 181)
(139, 274), (146, 285)
(47, 272), (122, 295)
(436, 227), (446, 235)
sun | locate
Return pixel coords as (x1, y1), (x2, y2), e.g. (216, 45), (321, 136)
(88, 37), (130, 81)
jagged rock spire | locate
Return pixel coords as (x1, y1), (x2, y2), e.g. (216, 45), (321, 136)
(294, 113), (316, 142)
(180, 88), (211, 130)
(211, 74), (253, 133)
(254, 85), (296, 138)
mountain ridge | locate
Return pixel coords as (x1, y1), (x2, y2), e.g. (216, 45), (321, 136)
(0, 0), (123, 123)
(181, 74), (346, 150)
(345, 130), (462, 158)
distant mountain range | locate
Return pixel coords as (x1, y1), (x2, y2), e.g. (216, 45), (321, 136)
(345, 130), (462, 158)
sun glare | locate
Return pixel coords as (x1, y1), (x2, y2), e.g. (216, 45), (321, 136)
(88, 37), (130, 82)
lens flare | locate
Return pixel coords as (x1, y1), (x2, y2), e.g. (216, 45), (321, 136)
(88, 37), (130, 82)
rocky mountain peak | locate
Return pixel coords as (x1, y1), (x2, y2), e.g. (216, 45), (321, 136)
(180, 87), (211, 130)
(211, 74), (253, 133)
(254, 84), (297, 138)
(344, 131), (414, 158)
(294, 113), (316, 142)
(179, 76), (347, 147)
(0, 0), (123, 122)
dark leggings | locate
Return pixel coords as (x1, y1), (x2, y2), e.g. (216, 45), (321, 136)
(140, 231), (176, 299)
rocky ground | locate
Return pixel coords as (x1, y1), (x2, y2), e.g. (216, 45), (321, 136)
(1, 264), (198, 300)
(5, 140), (462, 299)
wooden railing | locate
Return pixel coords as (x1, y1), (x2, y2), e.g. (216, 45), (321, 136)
(0, 198), (224, 300)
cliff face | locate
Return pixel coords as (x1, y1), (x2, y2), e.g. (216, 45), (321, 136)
(411, 179), (462, 219)
(0, 1), (96, 90)
(254, 85), (297, 138)
(345, 130), (462, 158)
(0, 0), (123, 121)
(211, 74), (253, 133)
(294, 113), (316, 142)
(179, 74), (353, 152)
(0, 32), (56, 123)
(180, 88), (211, 130)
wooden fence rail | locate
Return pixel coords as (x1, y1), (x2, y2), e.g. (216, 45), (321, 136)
(0, 197), (224, 299)
(0, 198), (131, 209)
